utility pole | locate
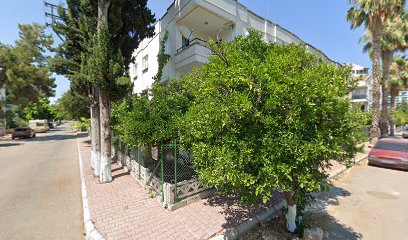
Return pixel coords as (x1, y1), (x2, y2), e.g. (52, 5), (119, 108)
(44, 1), (64, 41)
(0, 61), (6, 136)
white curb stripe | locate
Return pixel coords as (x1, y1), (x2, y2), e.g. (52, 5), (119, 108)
(77, 137), (105, 240)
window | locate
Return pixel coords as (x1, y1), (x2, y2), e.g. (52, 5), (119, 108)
(142, 55), (148, 72)
(374, 141), (408, 152)
(133, 63), (138, 80)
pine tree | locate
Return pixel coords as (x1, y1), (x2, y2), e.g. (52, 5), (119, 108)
(53, 0), (155, 182)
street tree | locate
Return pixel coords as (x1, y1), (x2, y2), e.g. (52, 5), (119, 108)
(54, 90), (90, 120)
(23, 97), (55, 121)
(88, 0), (155, 182)
(390, 56), (408, 134)
(52, 0), (100, 174)
(0, 23), (55, 108)
(360, 10), (408, 137)
(52, 0), (155, 181)
(179, 31), (364, 232)
(347, 0), (406, 142)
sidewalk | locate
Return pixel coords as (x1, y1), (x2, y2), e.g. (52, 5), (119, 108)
(78, 137), (369, 240)
(78, 137), (284, 240)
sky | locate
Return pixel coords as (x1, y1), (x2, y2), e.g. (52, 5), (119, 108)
(0, 0), (369, 102)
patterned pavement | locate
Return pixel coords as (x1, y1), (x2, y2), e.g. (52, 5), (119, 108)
(79, 138), (368, 240)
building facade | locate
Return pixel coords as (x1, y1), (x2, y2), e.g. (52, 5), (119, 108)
(392, 90), (408, 107)
(130, 0), (338, 93)
(349, 63), (373, 112)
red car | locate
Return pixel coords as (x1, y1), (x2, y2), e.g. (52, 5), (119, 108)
(12, 127), (36, 139)
(368, 138), (408, 170)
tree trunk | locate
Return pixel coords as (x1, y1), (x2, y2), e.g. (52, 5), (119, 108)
(370, 30), (382, 144)
(99, 89), (112, 182)
(284, 192), (297, 233)
(380, 50), (393, 138)
(389, 94), (396, 136)
(90, 86), (101, 176)
(97, 0), (112, 183)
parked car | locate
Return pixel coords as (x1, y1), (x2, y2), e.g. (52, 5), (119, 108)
(12, 127), (36, 139)
(368, 138), (408, 170)
(402, 126), (408, 138)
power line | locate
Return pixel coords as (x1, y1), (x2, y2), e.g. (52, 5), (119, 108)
(44, 1), (65, 41)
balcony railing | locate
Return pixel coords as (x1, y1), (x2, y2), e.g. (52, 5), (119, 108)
(176, 38), (209, 54)
(352, 94), (367, 100)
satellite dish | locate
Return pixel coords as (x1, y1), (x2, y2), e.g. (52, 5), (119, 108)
(179, 26), (194, 40)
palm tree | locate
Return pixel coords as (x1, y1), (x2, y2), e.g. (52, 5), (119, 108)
(347, 0), (405, 143)
(389, 56), (408, 135)
(360, 11), (408, 137)
(379, 13), (408, 137)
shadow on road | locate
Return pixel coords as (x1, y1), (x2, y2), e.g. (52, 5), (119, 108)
(48, 129), (66, 132)
(0, 143), (21, 148)
(14, 134), (78, 143)
(307, 185), (363, 240)
(368, 163), (408, 173)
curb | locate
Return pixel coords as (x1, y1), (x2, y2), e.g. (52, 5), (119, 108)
(209, 153), (368, 240)
(77, 136), (105, 240)
(328, 154), (368, 180)
(209, 200), (287, 240)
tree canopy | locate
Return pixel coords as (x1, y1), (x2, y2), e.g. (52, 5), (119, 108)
(0, 23), (56, 108)
(179, 31), (364, 205)
(54, 90), (90, 120)
(23, 97), (55, 121)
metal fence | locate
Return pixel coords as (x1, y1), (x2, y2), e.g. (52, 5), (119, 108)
(111, 137), (208, 208)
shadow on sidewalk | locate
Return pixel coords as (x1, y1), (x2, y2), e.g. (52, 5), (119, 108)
(112, 171), (130, 180)
(204, 190), (284, 229)
(306, 185), (363, 240)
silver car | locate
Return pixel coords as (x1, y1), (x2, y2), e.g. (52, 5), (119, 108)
(402, 127), (408, 138)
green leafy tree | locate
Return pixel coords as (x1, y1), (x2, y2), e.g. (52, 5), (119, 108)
(347, 0), (406, 142)
(112, 77), (191, 148)
(23, 97), (55, 121)
(179, 31), (364, 232)
(0, 23), (55, 108)
(52, 0), (155, 182)
(89, 0), (155, 183)
(54, 90), (90, 120)
(395, 103), (408, 126)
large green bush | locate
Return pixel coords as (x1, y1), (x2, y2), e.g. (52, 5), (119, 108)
(112, 30), (364, 231)
(112, 77), (191, 148)
(178, 31), (364, 223)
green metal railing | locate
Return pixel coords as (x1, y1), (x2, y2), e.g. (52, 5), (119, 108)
(112, 137), (196, 204)
(161, 142), (195, 203)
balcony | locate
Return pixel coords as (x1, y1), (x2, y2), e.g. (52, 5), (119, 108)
(174, 38), (211, 73)
(351, 94), (368, 102)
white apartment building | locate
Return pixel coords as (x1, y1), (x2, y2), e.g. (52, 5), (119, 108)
(390, 89), (408, 107)
(350, 63), (373, 112)
(130, 0), (338, 93)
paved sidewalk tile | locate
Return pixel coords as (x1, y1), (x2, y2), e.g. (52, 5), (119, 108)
(79, 138), (283, 240)
(80, 138), (369, 240)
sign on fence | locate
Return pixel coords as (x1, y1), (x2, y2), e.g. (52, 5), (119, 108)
(151, 146), (159, 160)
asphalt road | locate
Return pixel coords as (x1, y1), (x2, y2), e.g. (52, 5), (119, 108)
(309, 156), (408, 239)
(0, 126), (83, 239)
